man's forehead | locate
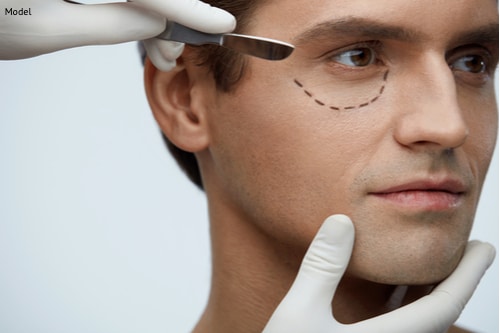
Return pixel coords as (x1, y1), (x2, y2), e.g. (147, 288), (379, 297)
(252, 0), (498, 44)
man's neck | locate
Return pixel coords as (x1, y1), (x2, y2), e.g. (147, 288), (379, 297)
(194, 204), (300, 333)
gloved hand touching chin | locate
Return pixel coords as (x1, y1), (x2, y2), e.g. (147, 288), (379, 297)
(263, 214), (495, 333)
(0, 0), (235, 70)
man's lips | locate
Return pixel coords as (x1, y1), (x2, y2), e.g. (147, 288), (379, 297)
(369, 179), (467, 211)
(372, 179), (467, 194)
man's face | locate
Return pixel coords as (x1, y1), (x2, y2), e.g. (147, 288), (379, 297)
(203, 0), (498, 284)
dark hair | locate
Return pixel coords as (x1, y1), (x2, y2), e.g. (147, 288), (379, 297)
(142, 0), (261, 190)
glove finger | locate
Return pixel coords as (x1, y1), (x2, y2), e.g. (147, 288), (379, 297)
(275, 215), (355, 314)
(36, 2), (165, 49)
(143, 38), (185, 71)
(348, 241), (495, 333)
(432, 241), (495, 306)
(296, 214), (355, 306)
(131, 0), (236, 33)
(263, 215), (355, 332)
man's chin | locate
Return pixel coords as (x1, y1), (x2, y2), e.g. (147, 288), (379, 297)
(348, 251), (463, 286)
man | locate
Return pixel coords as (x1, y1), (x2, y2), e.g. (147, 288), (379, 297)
(143, 0), (498, 332)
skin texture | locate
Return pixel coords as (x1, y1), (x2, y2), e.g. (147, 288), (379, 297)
(144, 0), (498, 331)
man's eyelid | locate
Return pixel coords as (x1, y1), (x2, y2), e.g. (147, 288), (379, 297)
(446, 43), (496, 58)
(317, 40), (383, 60)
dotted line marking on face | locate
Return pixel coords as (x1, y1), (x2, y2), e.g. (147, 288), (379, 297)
(293, 70), (389, 111)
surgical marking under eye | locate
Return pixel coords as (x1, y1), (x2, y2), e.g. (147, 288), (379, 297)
(294, 70), (389, 111)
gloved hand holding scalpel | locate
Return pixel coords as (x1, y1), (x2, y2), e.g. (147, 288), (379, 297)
(0, 0), (235, 70)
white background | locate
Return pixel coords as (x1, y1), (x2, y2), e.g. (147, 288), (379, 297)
(0, 41), (498, 332)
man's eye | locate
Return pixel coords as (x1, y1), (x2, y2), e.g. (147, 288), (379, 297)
(332, 47), (376, 67)
(451, 55), (487, 73)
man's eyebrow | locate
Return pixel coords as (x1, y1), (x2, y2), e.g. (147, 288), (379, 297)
(450, 23), (499, 47)
(292, 17), (426, 46)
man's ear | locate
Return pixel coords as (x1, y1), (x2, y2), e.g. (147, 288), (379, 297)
(143, 53), (212, 153)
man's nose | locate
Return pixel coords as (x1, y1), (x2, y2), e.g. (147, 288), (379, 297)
(393, 54), (469, 152)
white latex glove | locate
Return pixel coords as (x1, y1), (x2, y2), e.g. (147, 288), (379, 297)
(0, 0), (235, 68)
(263, 214), (496, 333)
